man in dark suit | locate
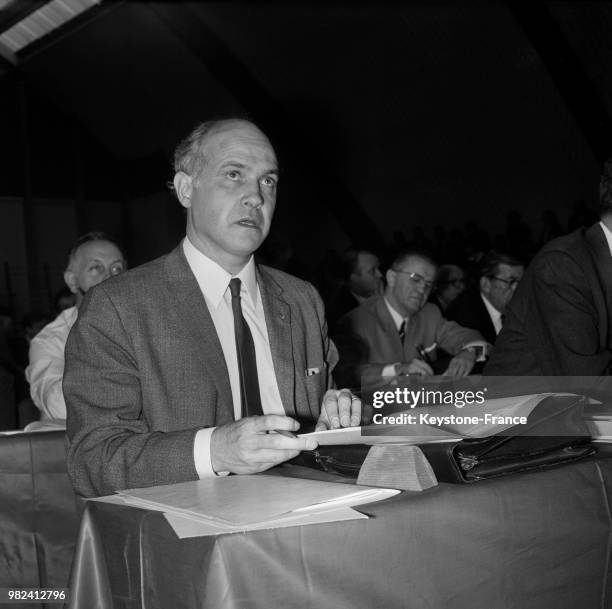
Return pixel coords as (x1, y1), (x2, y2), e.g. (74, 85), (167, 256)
(485, 158), (612, 376)
(334, 251), (485, 388)
(64, 119), (360, 497)
(446, 251), (524, 345)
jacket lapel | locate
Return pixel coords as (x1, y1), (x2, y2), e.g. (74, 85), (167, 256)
(163, 246), (234, 425)
(257, 267), (296, 417)
(374, 296), (404, 360)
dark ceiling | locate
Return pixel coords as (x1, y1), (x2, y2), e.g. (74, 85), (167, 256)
(2, 1), (612, 250)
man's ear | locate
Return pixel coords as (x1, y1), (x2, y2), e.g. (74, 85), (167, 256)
(173, 172), (193, 208)
(386, 268), (396, 288)
(480, 276), (490, 296)
(64, 270), (79, 295)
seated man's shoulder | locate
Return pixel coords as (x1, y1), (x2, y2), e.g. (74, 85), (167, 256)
(535, 225), (596, 265)
(418, 302), (444, 322)
(86, 252), (171, 304)
(258, 265), (321, 303)
(337, 296), (381, 327)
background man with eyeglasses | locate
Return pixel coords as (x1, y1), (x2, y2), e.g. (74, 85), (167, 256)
(333, 251), (485, 388)
(486, 157), (612, 377)
(446, 251), (524, 346)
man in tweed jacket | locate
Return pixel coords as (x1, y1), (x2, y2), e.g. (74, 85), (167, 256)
(64, 119), (360, 497)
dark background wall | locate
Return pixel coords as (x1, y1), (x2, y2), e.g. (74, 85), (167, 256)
(1, 1), (610, 317)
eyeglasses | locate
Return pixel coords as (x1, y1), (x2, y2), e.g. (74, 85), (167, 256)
(393, 269), (435, 290)
(490, 276), (520, 289)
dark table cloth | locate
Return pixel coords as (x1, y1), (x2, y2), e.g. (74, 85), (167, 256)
(0, 431), (79, 608)
(68, 452), (612, 609)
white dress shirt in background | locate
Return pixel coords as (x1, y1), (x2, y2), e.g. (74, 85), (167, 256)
(26, 305), (77, 421)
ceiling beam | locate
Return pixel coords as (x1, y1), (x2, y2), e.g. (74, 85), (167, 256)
(507, 1), (612, 163)
(0, 38), (16, 66)
(148, 2), (383, 250)
(0, 0), (47, 34)
(17, 0), (121, 63)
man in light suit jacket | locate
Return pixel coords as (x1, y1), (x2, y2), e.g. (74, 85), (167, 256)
(64, 119), (360, 497)
(334, 251), (485, 389)
(485, 158), (612, 377)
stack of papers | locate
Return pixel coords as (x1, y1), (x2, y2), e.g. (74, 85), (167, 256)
(107, 475), (399, 538)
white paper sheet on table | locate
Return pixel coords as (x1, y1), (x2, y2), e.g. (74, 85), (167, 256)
(114, 475), (399, 535)
(163, 506), (368, 538)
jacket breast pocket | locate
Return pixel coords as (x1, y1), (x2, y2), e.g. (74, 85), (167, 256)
(303, 365), (328, 404)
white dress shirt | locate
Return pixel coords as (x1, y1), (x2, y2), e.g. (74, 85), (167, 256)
(26, 305), (78, 421)
(481, 293), (503, 335)
(599, 221), (612, 255)
(382, 297), (407, 377)
(183, 237), (284, 478)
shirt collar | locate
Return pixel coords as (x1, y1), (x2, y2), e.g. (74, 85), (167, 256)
(599, 221), (612, 256)
(384, 297), (407, 331)
(182, 237), (258, 309)
(480, 293), (502, 320)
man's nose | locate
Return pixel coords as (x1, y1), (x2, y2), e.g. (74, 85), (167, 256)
(242, 183), (264, 209)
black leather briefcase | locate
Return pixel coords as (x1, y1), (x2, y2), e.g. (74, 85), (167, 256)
(420, 394), (595, 482)
(294, 394), (596, 482)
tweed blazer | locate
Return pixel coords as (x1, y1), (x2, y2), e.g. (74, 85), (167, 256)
(64, 245), (337, 497)
(333, 296), (483, 388)
(485, 223), (612, 376)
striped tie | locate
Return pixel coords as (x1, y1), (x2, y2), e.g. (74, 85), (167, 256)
(399, 320), (406, 343)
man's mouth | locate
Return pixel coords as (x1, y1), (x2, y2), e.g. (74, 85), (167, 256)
(236, 217), (260, 229)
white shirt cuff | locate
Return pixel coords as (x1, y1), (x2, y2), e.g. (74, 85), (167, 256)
(382, 363), (400, 378)
(194, 427), (229, 478)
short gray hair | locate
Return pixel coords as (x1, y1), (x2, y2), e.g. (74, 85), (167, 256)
(173, 120), (220, 177)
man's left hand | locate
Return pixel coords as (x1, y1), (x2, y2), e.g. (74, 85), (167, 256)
(442, 349), (476, 377)
(315, 389), (362, 431)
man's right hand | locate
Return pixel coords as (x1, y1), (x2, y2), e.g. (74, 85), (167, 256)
(210, 415), (318, 475)
(396, 359), (434, 376)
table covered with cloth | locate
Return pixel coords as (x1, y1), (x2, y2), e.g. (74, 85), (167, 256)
(68, 453), (612, 609)
(0, 430), (79, 603)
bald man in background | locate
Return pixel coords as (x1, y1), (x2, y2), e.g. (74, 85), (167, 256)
(26, 232), (125, 421)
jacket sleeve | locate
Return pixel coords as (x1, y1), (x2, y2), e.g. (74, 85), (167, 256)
(528, 251), (611, 375)
(434, 309), (485, 356)
(64, 287), (199, 498)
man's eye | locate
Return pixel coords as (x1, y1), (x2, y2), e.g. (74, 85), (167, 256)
(226, 170), (241, 180)
(110, 264), (124, 276)
(261, 175), (277, 188)
(90, 264), (103, 274)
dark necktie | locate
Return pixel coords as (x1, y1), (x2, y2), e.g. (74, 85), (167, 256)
(229, 278), (263, 418)
(399, 320), (406, 343)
